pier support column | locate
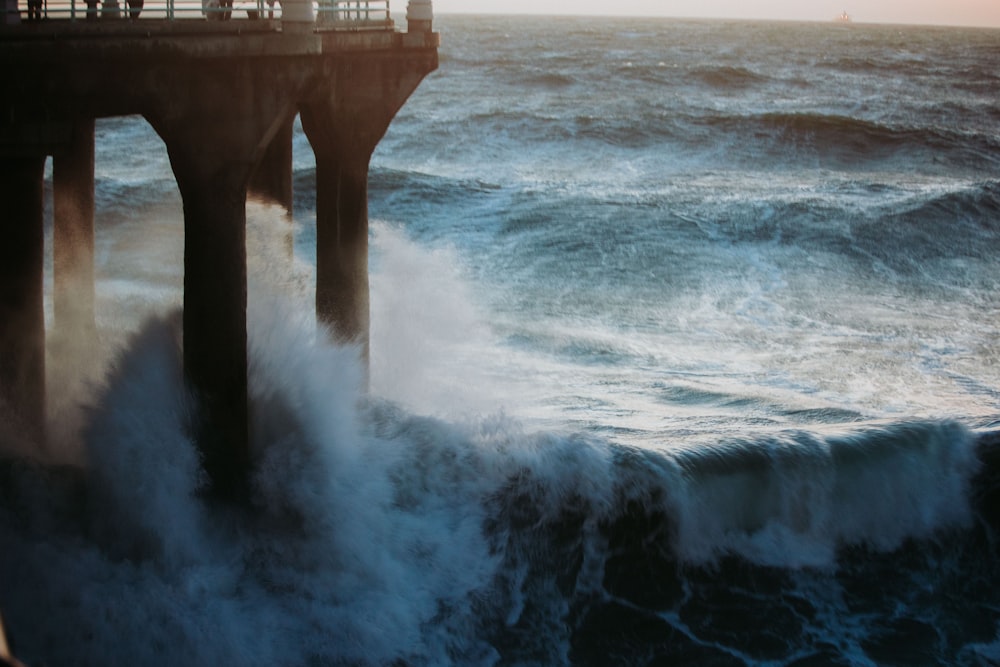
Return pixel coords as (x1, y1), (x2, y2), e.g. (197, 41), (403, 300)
(305, 141), (372, 360)
(149, 85), (295, 501)
(0, 156), (46, 441)
(53, 119), (96, 335)
(175, 164), (250, 500)
(299, 110), (375, 361)
(300, 56), (436, 363)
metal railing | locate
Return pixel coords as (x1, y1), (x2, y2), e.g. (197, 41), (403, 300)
(13, 0), (390, 25)
(316, 0), (389, 26)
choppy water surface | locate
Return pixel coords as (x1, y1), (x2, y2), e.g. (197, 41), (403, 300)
(2, 15), (1000, 667)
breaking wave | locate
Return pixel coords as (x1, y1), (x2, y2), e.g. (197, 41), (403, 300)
(1, 295), (996, 666)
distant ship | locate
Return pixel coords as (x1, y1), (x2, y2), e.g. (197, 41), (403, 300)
(836, 9), (851, 22)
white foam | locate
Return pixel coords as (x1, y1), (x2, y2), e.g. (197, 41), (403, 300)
(667, 420), (980, 567)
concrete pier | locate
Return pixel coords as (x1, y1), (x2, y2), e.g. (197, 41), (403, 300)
(0, 19), (439, 498)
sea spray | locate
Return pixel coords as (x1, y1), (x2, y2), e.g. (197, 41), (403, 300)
(369, 221), (502, 417)
(2, 298), (505, 666)
(0, 304), (995, 665)
(83, 311), (204, 567)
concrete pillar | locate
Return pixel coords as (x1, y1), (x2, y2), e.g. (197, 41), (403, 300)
(300, 56), (437, 363)
(53, 119), (96, 335)
(248, 115), (294, 217)
(0, 156), (46, 441)
(147, 71), (298, 501)
(176, 167), (250, 500)
(299, 105), (373, 359)
(313, 151), (371, 359)
(150, 130), (254, 502)
(155, 122), (254, 500)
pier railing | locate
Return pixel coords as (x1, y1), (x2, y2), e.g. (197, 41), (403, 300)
(12, 0), (391, 25)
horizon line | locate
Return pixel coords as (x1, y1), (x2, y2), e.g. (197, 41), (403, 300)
(429, 10), (1000, 30)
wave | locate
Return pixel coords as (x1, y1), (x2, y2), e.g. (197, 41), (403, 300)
(686, 64), (769, 88)
(699, 179), (1000, 274)
(515, 71), (580, 88)
(293, 166), (503, 224)
(844, 181), (1000, 282)
(384, 102), (1000, 174)
(1, 304), (501, 667)
(2, 297), (998, 665)
(951, 67), (1000, 95)
(692, 112), (1000, 168)
(440, 107), (993, 168)
(656, 385), (867, 425)
(814, 55), (927, 75)
(888, 180), (1000, 231)
(485, 422), (1000, 664)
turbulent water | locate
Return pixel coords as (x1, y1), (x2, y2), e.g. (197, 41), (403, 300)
(3, 14), (1000, 667)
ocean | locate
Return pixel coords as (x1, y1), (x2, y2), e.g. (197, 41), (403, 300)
(2, 13), (1000, 667)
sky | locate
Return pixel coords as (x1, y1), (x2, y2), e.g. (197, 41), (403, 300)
(430, 0), (1000, 28)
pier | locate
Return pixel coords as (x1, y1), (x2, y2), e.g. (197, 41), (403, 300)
(0, 0), (438, 499)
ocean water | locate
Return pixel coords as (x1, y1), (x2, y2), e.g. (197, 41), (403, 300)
(2, 14), (1000, 667)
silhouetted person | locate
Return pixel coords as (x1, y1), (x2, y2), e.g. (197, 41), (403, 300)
(126, 0), (141, 18)
(25, 0), (41, 20)
(85, 0), (99, 19)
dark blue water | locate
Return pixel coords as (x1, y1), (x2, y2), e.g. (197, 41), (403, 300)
(2, 14), (1000, 667)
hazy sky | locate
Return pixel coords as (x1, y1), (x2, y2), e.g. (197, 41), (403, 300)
(430, 0), (1000, 28)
